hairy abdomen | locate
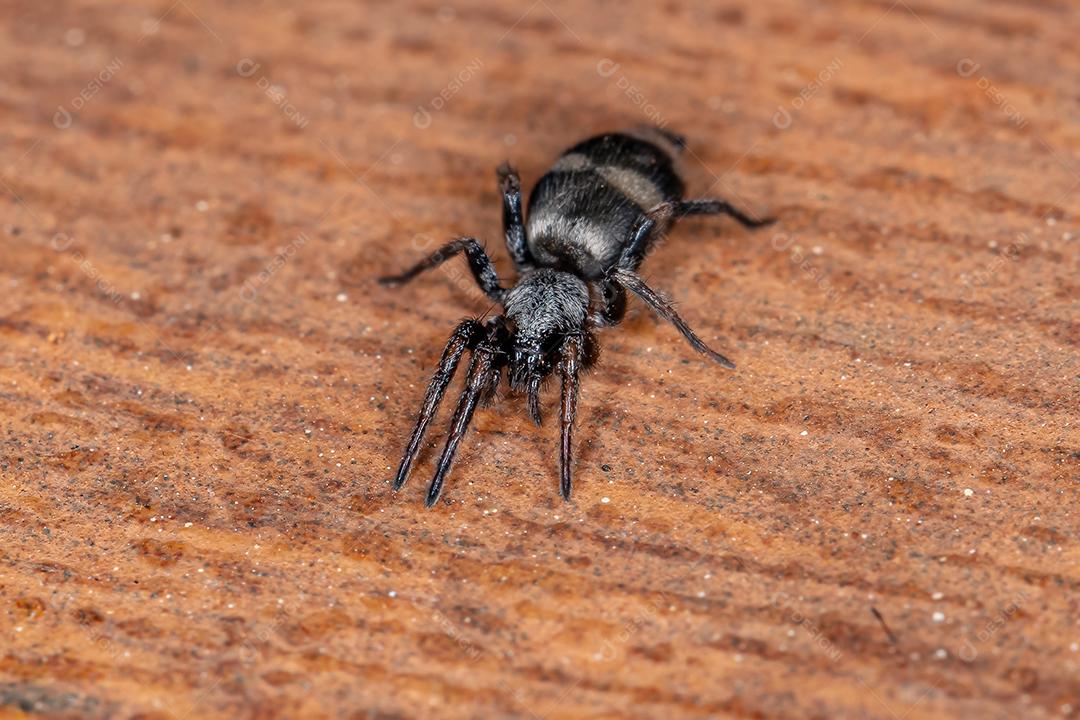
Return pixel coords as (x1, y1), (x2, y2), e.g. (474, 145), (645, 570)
(526, 128), (685, 278)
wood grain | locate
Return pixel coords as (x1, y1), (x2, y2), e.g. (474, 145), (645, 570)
(1, 0), (1078, 718)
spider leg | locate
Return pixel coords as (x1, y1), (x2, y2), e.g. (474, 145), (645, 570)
(616, 202), (675, 272)
(611, 267), (736, 369)
(558, 334), (582, 500)
(616, 199), (774, 271)
(378, 237), (505, 302)
(425, 320), (507, 507)
(588, 273), (629, 328)
(391, 319), (484, 491)
(497, 162), (533, 270)
(675, 198), (774, 228)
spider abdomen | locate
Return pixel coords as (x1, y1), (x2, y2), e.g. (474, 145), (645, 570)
(525, 128), (686, 278)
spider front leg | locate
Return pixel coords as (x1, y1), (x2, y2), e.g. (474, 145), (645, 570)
(378, 236), (505, 302)
(497, 162), (533, 270)
(390, 319), (485, 491)
(558, 333), (583, 500)
(424, 318), (509, 507)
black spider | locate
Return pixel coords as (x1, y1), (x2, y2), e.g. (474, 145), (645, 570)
(380, 127), (773, 506)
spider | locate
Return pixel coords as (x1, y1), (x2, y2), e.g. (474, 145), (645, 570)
(380, 127), (773, 506)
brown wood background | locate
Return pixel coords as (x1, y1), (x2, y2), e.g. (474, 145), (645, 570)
(1, 0), (1078, 718)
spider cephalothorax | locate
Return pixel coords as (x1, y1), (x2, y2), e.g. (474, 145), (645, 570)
(380, 127), (773, 506)
(503, 268), (591, 415)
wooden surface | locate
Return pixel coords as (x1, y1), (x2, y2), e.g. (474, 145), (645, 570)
(2, 0), (1078, 718)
